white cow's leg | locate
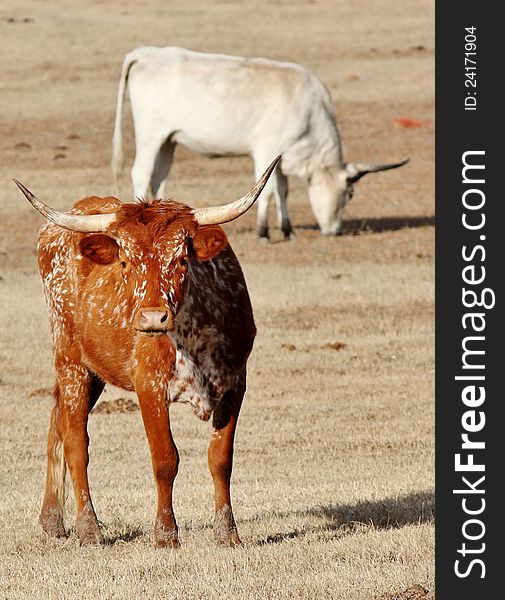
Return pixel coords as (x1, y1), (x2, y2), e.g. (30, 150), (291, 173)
(272, 170), (293, 239)
(151, 139), (176, 199)
(253, 158), (274, 240)
(131, 134), (167, 200)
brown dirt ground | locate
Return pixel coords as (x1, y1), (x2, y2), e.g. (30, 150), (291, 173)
(0, 1), (434, 598)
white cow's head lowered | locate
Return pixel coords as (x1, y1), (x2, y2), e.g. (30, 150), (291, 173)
(307, 158), (409, 235)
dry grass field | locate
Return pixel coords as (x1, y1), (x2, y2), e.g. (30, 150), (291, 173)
(0, 1), (434, 598)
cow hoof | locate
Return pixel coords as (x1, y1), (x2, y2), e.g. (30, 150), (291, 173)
(257, 224), (269, 241)
(259, 236), (270, 244)
(155, 535), (180, 549)
(39, 508), (66, 538)
(213, 505), (241, 547)
(76, 521), (104, 545)
(282, 222), (295, 240)
(155, 520), (179, 548)
(76, 513), (104, 545)
(216, 530), (242, 547)
(78, 529), (105, 546)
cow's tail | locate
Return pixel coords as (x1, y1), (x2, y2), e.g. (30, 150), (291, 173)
(111, 52), (138, 191)
(51, 434), (66, 515)
(50, 384), (67, 515)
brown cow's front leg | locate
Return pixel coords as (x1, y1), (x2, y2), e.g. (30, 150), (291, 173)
(136, 381), (179, 548)
(46, 368), (104, 545)
(208, 375), (245, 546)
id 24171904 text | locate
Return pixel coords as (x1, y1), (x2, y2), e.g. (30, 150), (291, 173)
(464, 26), (477, 111)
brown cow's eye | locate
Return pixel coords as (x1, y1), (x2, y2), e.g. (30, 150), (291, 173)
(180, 257), (187, 267)
(120, 261), (127, 268)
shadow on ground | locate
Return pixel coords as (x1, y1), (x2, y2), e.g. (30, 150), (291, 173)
(103, 525), (145, 545)
(297, 215), (435, 235)
(255, 490), (434, 545)
(47, 491), (433, 546)
(232, 215), (434, 240)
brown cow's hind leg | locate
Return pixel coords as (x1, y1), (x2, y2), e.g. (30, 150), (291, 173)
(40, 371), (105, 545)
(208, 375), (245, 546)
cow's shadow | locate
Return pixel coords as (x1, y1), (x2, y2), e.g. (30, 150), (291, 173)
(98, 490), (433, 545)
(233, 215), (434, 241)
(254, 490), (434, 546)
(297, 215), (435, 236)
(103, 525), (145, 545)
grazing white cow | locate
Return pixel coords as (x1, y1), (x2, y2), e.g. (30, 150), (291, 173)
(112, 46), (408, 239)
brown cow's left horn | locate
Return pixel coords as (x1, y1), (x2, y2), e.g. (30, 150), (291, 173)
(13, 180), (118, 233)
(193, 155), (282, 226)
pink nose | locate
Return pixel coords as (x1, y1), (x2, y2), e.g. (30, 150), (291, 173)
(135, 308), (173, 332)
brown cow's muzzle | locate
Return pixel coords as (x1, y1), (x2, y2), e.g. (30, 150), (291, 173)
(134, 307), (174, 335)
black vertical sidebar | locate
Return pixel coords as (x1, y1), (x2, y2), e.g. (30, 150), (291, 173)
(436, 2), (501, 597)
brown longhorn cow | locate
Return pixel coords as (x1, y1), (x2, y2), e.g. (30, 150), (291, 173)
(14, 156), (280, 548)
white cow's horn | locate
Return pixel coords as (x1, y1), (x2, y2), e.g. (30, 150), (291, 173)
(193, 155), (282, 226)
(13, 179), (118, 233)
(345, 157), (410, 183)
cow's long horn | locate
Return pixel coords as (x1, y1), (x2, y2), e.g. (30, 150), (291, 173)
(13, 179), (118, 233)
(345, 157), (409, 183)
(193, 155), (282, 226)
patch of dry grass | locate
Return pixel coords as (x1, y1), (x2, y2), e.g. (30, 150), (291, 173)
(0, 239), (434, 598)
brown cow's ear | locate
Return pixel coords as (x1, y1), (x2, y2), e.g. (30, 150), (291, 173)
(79, 235), (119, 265)
(192, 226), (228, 261)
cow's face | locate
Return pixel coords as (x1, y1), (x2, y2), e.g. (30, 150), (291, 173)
(79, 218), (228, 335)
(307, 168), (353, 235)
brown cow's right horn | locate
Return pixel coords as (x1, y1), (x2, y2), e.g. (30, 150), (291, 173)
(13, 180), (118, 233)
(193, 155), (282, 226)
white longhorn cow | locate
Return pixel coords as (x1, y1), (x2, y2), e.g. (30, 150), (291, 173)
(111, 47), (408, 239)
